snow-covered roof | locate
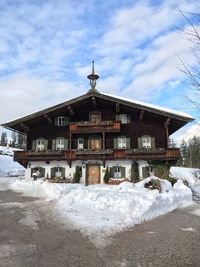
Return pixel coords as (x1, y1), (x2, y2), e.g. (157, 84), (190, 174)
(102, 93), (193, 120)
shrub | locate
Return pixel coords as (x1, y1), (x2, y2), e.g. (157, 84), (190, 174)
(104, 167), (110, 184)
(74, 166), (81, 183)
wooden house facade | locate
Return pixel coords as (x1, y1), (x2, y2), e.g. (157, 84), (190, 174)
(1, 67), (193, 184)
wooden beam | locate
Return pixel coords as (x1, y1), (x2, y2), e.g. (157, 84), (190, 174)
(92, 96), (97, 108)
(43, 114), (53, 124)
(139, 110), (144, 121)
(116, 103), (120, 113)
(164, 117), (171, 127)
(67, 105), (74, 116)
(20, 123), (29, 132)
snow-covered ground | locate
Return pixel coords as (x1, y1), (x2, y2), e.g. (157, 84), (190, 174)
(170, 166), (200, 199)
(0, 151), (197, 245)
(0, 176), (192, 246)
(0, 146), (25, 177)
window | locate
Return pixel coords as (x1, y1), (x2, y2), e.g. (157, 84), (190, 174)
(118, 137), (127, 149)
(114, 137), (130, 149)
(138, 135), (155, 149)
(58, 116), (66, 126)
(55, 116), (68, 126)
(89, 111), (101, 123)
(89, 138), (101, 149)
(142, 135), (151, 148)
(113, 167), (121, 178)
(56, 138), (65, 150)
(117, 114), (131, 124)
(36, 138), (47, 151)
(78, 138), (84, 149)
(110, 166), (126, 178)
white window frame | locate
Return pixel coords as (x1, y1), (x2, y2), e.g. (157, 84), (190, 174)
(56, 137), (65, 150)
(118, 137), (127, 149)
(141, 135), (151, 148)
(55, 167), (62, 177)
(119, 114), (128, 124)
(57, 116), (66, 126)
(113, 167), (121, 178)
(36, 139), (45, 151)
(77, 138), (84, 149)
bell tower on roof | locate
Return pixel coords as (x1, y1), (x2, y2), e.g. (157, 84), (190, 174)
(87, 61), (99, 93)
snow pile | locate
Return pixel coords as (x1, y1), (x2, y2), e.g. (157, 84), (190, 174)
(0, 146), (25, 177)
(170, 166), (200, 199)
(0, 155), (25, 177)
(7, 176), (192, 243)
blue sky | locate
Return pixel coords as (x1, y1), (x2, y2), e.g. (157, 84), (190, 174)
(0, 0), (199, 140)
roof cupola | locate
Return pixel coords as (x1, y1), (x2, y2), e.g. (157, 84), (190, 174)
(87, 61), (99, 92)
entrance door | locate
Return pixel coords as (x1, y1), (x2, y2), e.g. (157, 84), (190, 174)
(86, 164), (100, 185)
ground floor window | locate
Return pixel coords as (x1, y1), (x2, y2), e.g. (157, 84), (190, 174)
(51, 167), (65, 178)
(110, 166), (125, 178)
(31, 167), (45, 178)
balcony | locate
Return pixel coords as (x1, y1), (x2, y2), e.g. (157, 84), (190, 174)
(14, 148), (180, 167)
(69, 120), (121, 133)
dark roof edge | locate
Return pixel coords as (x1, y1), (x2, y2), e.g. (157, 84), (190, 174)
(1, 91), (194, 130)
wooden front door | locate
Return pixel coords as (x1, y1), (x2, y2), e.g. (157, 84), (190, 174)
(86, 164), (100, 185)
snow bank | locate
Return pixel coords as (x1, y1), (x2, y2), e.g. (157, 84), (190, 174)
(0, 155), (25, 177)
(170, 166), (200, 186)
(170, 166), (200, 199)
(6, 177), (192, 244)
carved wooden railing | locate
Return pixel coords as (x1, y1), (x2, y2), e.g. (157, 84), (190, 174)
(69, 121), (121, 133)
(14, 148), (180, 163)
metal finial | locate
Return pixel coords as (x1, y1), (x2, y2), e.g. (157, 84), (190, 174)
(87, 61), (99, 91)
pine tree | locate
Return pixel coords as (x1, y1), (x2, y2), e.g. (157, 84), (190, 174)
(11, 131), (17, 148)
(104, 167), (110, 184)
(17, 133), (26, 149)
(0, 132), (8, 146)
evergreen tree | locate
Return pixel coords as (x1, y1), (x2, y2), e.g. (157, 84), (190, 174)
(104, 167), (110, 184)
(0, 132), (8, 146)
(180, 136), (200, 168)
(17, 133), (26, 149)
(11, 131), (17, 147)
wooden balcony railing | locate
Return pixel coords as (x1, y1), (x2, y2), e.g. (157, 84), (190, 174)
(69, 121), (121, 133)
(14, 148), (180, 166)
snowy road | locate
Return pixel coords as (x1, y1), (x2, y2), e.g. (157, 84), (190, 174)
(1, 190), (200, 267)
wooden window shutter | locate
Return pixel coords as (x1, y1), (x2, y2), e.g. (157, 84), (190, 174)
(32, 140), (36, 150)
(40, 168), (45, 177)
(31, 168), (35, 177)
(52, 139), (56, 150)
(121, 167), (126, 178)
(61, 167), (65, 178)
(113, 138), (118, 149)
(64, 139), (68, 149)
(110, 167), (114, 178)
(138, 137), (142, 148)
(54, 117), (58, 126)
(44, 140), (48, 150)
(64, 117), (69, 125)
(151, 137), (155, 148)
(126, 138), (131, 149)
(127, 115), (131, 123)
(51, 168), (55, 178)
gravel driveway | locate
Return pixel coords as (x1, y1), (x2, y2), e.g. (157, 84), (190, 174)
(0, 190), (200, 267)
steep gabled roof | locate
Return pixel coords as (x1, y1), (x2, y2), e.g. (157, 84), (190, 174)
(1, 91), (194, 133)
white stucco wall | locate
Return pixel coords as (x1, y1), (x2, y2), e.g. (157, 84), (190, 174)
(26, 159), (134, 184)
